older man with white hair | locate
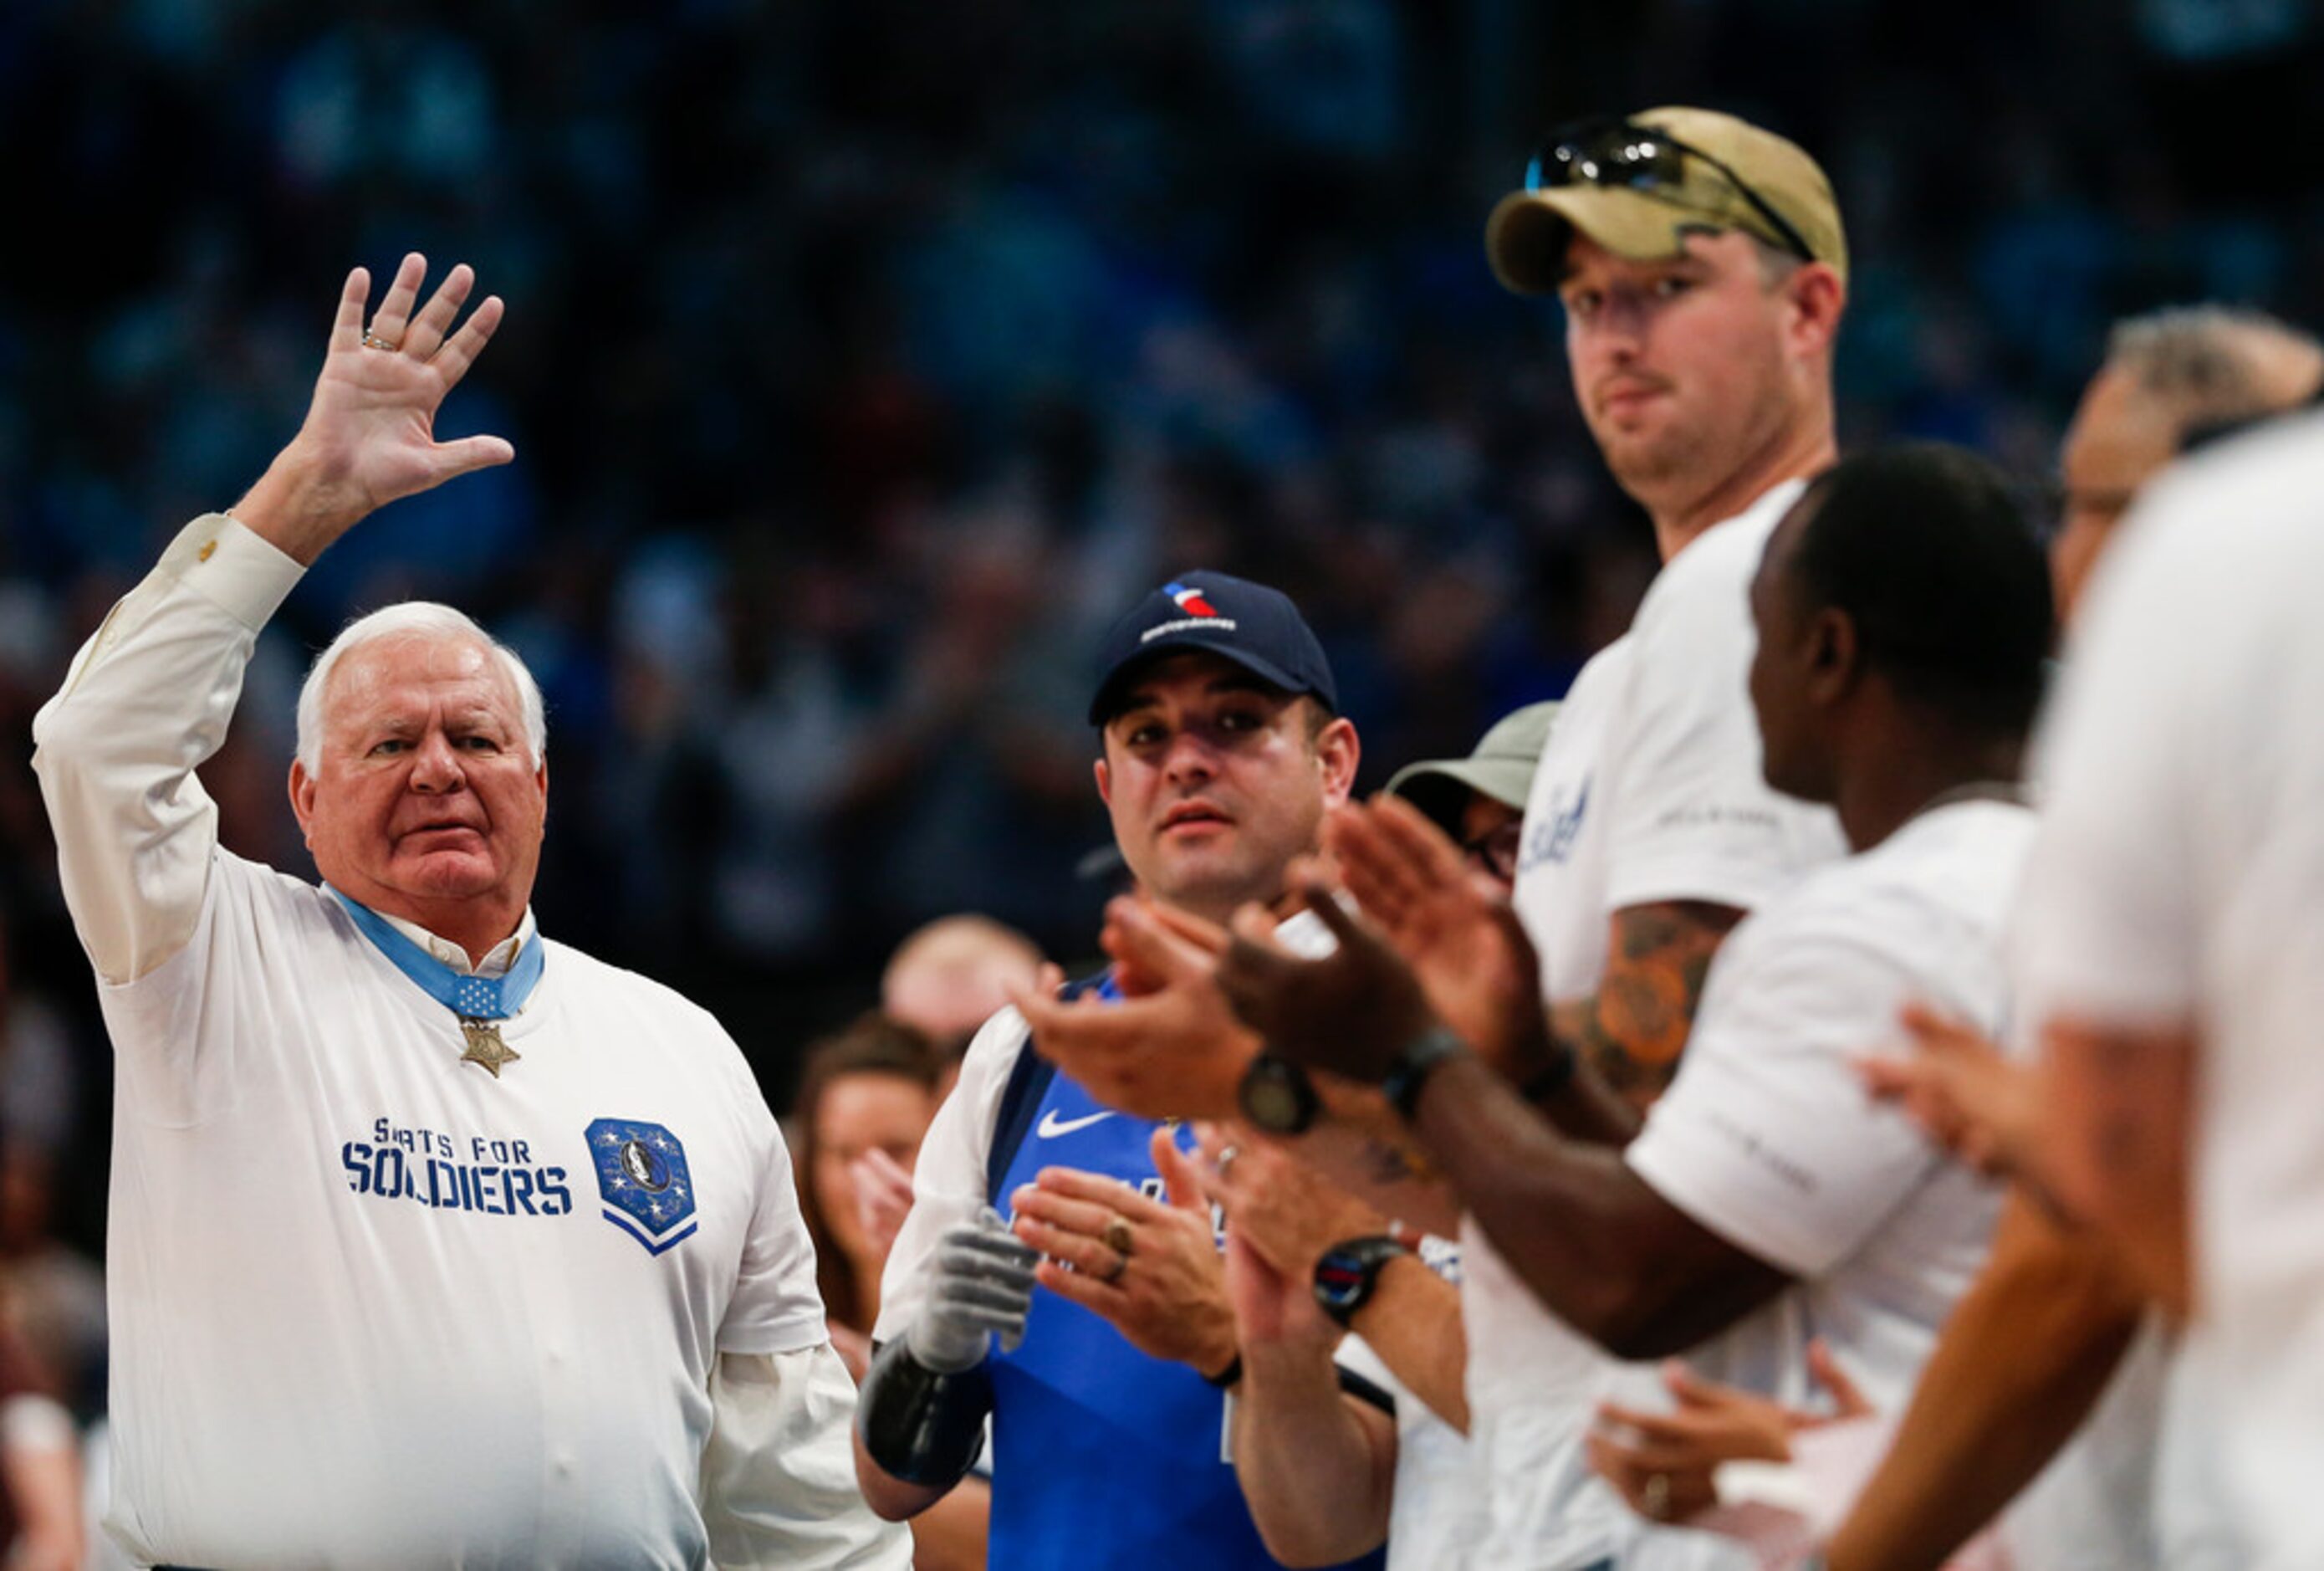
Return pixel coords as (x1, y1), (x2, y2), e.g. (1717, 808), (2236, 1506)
(33, 255), (907, 1570)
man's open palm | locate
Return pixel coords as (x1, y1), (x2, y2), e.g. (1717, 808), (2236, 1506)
(1327, 797), (1542, 1067)
(243, 253), (513, 560)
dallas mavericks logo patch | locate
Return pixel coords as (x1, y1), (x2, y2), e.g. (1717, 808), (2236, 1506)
(1521, 775), (1591, 871)
(586, 1118), (698, 1256)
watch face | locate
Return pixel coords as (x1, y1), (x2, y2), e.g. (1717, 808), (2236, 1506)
(1311, 1236), (1408, 1327)
(1244, 1071), (1306, 1131)
(1239, 1055), (1317, 1133)
(1314, 1248), (1370, 1308)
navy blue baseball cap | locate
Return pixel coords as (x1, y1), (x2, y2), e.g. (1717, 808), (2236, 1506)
(1088, 570), (1338, 725)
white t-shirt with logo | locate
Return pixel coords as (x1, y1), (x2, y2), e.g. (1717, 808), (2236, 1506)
(1513, 479), (1848, 985)
(1511, 632), (1632, 1000)
(96, 863), (833, 1568)
(1479, 480), (1848, 1568)
(31, 515), (902, 1571)
(2010, 412), (2324, 1571)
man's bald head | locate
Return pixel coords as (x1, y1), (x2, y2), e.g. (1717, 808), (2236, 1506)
(2055, 307), (2324, 619)
(881, 914), (1045, 1051)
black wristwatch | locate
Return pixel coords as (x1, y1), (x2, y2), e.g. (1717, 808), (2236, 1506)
(1312, 1236), (1412, 1328)
(1379, 1025), (1465, 1120)
(1239, 1052), (1321, 1134)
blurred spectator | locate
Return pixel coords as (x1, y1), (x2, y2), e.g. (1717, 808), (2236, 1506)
(791, 1014), (947, 1378)
(4, 0), (2322, 1270)
(0, 1301), (80, 1571)
(881, 914), (1046, 1066)
(1382, 699), (1560, 891)
(788, 1014), (989, 1569)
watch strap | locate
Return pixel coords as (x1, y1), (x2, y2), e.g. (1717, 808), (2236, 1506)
(1381, 1025), (1465, 1120)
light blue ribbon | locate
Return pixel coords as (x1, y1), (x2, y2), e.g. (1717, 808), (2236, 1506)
(326, 886), (544, 1021)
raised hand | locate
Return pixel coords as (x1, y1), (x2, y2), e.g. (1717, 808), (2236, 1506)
(1218, 1226), (1331, 1352)
(236, 253), (514, 564)
(1188, 1123), (1371, 1355)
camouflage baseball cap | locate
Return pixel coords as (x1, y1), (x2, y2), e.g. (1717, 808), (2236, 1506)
(1485, 107), (1846, 296)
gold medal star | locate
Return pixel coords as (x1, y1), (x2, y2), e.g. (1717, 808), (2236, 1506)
(459, 1020), (522, 1078)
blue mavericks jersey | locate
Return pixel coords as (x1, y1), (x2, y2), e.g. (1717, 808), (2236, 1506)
(987, 990), (1385, 1570)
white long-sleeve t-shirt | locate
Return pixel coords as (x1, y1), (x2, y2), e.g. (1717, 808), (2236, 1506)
(33, 514), (907, 1570)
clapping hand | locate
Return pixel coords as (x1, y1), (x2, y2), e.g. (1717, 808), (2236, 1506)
(1191, 1123), (1383, 1349)
(1190, 1121), (1386, 1279)
(1009, 898), (1260, 1120)
(1587, 1340), (1873, 1526)
(1010, 1129), (1239, 1379)
(1325, 797), (1547, 1070)
(1213, 858), (1438, 1086)
(238, 253), (513, 563)
(1857, 1004), (2041, 1182)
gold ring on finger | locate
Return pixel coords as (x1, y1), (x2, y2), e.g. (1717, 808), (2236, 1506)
(1102, 1215), (1134, 1257)
(362, 330), (401, 351)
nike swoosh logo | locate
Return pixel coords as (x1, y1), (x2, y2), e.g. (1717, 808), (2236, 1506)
(1036, 1108), (1116, 1139)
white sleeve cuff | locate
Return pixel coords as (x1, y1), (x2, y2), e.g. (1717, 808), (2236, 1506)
(161, 514), (306, 632)
(1624, 1126), (1831, 1279)
(702, 1347), (912, 1569)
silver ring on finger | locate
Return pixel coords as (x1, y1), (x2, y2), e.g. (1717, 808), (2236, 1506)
(1642, 1471), (1672, 1521)
(1216, 1144), (1241, 1180)
(362, 330), (401, 351)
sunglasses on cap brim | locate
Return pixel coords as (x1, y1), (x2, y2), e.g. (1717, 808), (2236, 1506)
(1523, 118), (1814, 266)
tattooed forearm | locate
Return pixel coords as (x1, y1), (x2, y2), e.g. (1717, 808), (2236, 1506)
(1570, 901), (1742, 1111)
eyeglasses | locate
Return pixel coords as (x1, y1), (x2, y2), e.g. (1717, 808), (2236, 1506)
(1523, 118), (1814, 265)
(1460, 819), (1525, 884)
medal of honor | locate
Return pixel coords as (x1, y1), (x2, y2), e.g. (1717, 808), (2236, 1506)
(458, 1018), (523, 1078)
(329, 888), (545, 1082)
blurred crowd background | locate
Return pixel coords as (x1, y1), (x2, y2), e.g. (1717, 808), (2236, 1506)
(2, 0), (2322, 1436)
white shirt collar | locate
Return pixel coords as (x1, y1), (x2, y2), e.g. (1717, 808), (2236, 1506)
(375, 908), (539, 978)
